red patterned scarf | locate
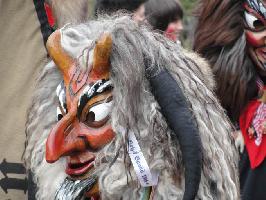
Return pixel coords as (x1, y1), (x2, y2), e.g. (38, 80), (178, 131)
(239, 79), (266, 169)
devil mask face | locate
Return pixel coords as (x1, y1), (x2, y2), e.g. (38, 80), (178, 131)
(244, 0), (266, 75)
(45, 29), (115, 197)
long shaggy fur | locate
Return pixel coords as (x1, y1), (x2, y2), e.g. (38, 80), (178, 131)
(95, 0), (147, 16)
(45, 0), (89, 28)
(24, 61), (66, 199)
(25, 16), (239, 199)
(194, 0), (258, 122)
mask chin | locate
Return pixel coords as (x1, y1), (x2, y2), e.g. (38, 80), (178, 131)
(248, 47), (266, 75)
(255, 54), (266, 74)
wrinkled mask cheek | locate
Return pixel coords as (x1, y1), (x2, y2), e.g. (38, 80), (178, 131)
(246, 30), (264, 47)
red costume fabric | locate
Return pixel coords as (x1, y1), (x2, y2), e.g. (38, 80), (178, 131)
(240, 86), (266, 169)
(44, 2), (55, 27)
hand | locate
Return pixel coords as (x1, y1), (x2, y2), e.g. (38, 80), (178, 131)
(232, 130), (245, 153)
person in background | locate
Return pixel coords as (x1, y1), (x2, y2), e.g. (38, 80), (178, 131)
(145, 0), (184, 43)
(194, 0), (266, 199)
(94, 0), (147, 23)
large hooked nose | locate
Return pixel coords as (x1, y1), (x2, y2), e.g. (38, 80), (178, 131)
(46, 108), (87, 163)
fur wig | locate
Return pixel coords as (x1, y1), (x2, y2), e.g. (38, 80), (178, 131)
(24, 16), (239, 199)
(94, 0), (147, 16)
(45, 0), (89, 28)
(194, 0), (258, 122)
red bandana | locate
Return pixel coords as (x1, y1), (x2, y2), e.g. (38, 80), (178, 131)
(239, 80), (266, 169)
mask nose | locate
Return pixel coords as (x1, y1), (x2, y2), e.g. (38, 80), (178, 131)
(46, 109), (86, 163)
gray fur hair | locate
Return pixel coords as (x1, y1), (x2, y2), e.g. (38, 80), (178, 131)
(24, 61), (66, 199)
(45, 0), (89, 28)
(24, 15), (239, 199)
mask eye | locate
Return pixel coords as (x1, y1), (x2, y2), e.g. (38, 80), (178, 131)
(57, 107), (63, 121)
(245, 12), (265, 31)
(56, 82), (67, 121)
(84, 101), (112, 128)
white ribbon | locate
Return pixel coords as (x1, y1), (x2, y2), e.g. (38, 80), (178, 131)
(127, 130), (158, 187)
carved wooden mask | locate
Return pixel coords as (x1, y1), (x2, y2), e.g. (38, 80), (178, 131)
(45, 30), (115, 184)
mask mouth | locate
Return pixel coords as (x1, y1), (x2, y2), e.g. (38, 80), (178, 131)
(54, 176), (97, 200)
(66, 157), (95, 177)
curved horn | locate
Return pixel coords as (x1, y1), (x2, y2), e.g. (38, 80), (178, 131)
(46, 29), (75, 80)
(148, 69), (202, 200)
(91, 33), (112, 79)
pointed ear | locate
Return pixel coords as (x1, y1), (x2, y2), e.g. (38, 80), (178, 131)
(90, 33), (112, 79)
(46, 30), (75, 81)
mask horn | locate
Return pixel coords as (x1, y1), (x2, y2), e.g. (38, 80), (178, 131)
(46, 30), (75, 81)
(91, 33), (112, 79)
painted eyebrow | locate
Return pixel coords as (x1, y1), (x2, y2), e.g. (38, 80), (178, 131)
(56, 81), (67, 114)
(246, 0), (266, 20)
(77, 79), (113, 119)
